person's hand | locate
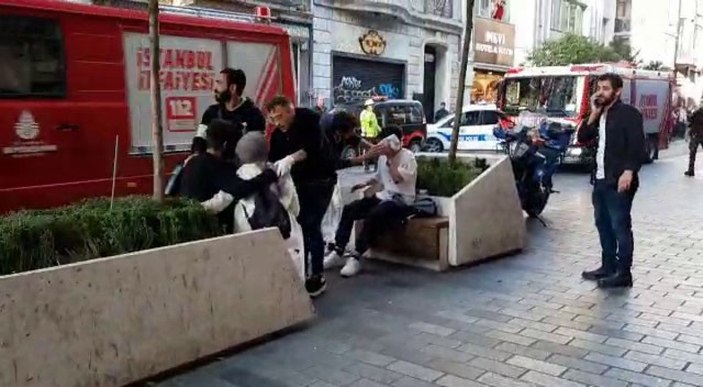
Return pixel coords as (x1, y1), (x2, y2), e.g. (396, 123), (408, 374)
(274, 155), (295, 177)
(351, 183), (367, 192)
(618, 170), (633, 193)
(590, 93), (603, 117)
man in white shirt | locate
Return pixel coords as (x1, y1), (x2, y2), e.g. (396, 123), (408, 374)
(323, 128), (418, 277)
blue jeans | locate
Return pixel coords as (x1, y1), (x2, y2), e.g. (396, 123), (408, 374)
(592, 179), (636, 271)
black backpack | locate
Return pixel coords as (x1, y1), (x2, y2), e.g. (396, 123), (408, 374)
(244, 185), (292, 239)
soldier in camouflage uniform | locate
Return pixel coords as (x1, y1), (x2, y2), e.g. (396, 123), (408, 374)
(685, 107), (703, 177)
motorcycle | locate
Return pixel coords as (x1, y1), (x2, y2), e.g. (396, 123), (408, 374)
(493, 116), (575, 219)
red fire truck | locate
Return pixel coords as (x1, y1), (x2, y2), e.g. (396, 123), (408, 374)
(0, 0), (296, 213)
(498, 63), (675, 165)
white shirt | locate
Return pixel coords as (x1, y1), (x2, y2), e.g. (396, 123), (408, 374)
(375, 149), (417, 205)
(596, 113), (607, 180)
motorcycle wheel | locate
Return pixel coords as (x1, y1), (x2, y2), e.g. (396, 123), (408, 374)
(526, 186), (550, 218)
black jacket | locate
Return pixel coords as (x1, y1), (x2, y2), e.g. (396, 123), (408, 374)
(201, 98), (266, 161)
(577, 100), (645, 186)
(269, 108), (338, 184)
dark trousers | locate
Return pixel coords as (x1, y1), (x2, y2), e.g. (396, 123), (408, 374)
(334, 196), (412, 256)
(688, 136), (703, 171)
(297, 181), (335, 277)
(592, 179), (636, 272)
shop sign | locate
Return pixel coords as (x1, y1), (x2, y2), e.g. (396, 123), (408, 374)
(473, 17), (515, 67)
(359, 30), (386, 56)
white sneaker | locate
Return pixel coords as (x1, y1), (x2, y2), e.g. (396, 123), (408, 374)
(323, 250), (346, 270)
(340, 257), (361, 277)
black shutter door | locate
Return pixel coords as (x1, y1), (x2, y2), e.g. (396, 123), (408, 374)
(331, 56), (404, 105)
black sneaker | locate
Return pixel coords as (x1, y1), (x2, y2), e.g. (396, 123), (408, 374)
(305, 275), (327, 298)
(685, 170), (695, 177)
(597, 271), (633, 288)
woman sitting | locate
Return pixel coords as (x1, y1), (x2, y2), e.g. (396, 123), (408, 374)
(233, 132), (304, 278)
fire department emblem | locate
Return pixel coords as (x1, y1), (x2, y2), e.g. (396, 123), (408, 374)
(359, 30), (387, 56)
(15, 110), (40, 141)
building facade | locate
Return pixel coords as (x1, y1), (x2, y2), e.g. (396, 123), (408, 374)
(509, 0), (616, 66)
(617, 0), (703, 105)
(311, 0), (464, 120)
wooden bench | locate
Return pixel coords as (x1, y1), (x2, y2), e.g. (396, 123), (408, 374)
(355, 216), (450, 271)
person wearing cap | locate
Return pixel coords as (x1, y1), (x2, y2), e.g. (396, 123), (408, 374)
(201, 67), (266, 162)
(360, 99), (383, 172)
(323, 127), (417, 277)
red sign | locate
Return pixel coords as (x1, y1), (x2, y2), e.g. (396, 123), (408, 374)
(135, 47), (216, 92)
(639, 94), (659, 120)
(165, 96), (197, 132)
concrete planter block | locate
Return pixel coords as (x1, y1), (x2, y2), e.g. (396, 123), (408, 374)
(364, 153), (525, 270)
(431, 154), (526, 266)
(0, 229), (315, 387)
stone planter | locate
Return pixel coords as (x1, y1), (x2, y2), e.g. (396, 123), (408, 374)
(0, 229), (314, 387)
(366, 153), (526, 270)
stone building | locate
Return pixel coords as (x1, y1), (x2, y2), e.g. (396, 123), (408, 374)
(312, 0), (464, 122)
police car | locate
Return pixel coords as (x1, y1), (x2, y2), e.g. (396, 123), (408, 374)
(424, 104), (513, 152)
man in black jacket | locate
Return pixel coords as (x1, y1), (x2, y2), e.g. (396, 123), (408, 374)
(578, 73), (645, 288)
(200, 68), (266, 162)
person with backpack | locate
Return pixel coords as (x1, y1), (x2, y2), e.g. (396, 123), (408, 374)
(233, 132), (305, 280)
(180, 119), (277, 233)
(323, 128), (418, 278)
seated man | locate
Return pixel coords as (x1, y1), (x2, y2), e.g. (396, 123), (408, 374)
(323, 128), (417, 277)
(180, 119), (277, 232)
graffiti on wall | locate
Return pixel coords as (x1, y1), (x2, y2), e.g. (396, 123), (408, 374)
(333, 75), (402, 103)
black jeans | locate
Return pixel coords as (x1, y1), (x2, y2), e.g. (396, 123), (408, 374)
(297, 180), (335, 277)
(592, 179), (636, 272)
(688, 136), (703, 171)
(334, 196), (412, 256)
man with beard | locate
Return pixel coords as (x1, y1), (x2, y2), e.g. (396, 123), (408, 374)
(199, 68), (266, 161)
(578, 73), (645, 288)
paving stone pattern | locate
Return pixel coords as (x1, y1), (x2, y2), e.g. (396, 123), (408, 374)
(161, 153), (703, 387)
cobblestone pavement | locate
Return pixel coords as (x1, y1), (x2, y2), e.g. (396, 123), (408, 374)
(160, 151), (703, 387)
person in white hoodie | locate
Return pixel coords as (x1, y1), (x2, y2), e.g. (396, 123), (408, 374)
(232, 132), (305, 279)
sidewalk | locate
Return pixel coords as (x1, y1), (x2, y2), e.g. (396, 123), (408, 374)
(161, 149), (703, 387)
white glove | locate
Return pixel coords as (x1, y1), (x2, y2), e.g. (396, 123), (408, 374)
(274, 155), (295, 177)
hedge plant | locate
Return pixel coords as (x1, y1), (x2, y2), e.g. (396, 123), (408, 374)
(416, 157), (489, 197)
(0, 196), (222, 276)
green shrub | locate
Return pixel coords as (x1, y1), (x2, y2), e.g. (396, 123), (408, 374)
(0, 196), (222, 276)
(416, 157), (488, 197)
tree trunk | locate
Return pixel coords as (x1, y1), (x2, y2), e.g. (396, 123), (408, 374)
(149, 0), (165, 202)
(448, 0), (475, 165)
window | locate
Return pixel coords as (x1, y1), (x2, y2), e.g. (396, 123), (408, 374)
(479, 111), (500, 125)
(460, 111), (480, 126)
(0, 16), (65, 97)
(551, 0), (586, 33)
(383, 104), (424, 126)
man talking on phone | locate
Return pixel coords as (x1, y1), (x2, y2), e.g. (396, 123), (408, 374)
(578, 73), (645, 288)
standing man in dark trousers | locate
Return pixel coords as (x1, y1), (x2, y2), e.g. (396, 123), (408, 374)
(578, 73), (645, 288)
(266, 96), (339, 297)
(685, 106), (703, 177)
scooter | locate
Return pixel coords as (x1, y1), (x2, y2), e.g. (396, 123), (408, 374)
(493, 120), (574, 220)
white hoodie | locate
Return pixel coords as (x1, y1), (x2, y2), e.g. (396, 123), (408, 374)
(233, 163), (305, 280)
